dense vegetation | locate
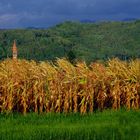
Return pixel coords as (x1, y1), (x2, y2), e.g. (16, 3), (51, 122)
(0, 21), (140, 139)
(0, 58), (140, 114)
(0, 110), (140, 140)
(0, 20), (140, 62)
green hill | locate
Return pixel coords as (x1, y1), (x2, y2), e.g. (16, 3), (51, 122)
(0, 20), (140, 63)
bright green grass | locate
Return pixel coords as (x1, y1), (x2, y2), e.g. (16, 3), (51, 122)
(0, 110), (140, 140)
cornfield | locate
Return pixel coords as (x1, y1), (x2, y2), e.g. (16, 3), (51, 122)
(0, 58), (140, 114)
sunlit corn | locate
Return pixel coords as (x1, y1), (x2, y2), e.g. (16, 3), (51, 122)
(0, 58), (140, 114)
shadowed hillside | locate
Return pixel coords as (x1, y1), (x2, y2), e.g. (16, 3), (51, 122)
(0, 20), (140, 62)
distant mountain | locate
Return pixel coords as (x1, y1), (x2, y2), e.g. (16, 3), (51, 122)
(122, 18), (138, 21)
(80, 19), (96, 23)
(26, 26), (47, 30)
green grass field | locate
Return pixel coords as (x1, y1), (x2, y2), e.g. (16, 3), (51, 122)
(0, 110), (140, 140)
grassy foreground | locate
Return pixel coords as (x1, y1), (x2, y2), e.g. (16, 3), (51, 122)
(0, 110), (140, 140)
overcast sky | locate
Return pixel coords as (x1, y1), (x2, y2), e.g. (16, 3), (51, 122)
(0, 0), (140, 28)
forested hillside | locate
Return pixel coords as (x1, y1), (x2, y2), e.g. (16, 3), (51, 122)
(0, 20), (140, 63)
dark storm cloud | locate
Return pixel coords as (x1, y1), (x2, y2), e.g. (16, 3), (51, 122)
(0, 0), (140, 28)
